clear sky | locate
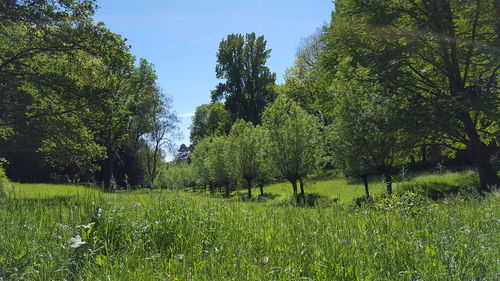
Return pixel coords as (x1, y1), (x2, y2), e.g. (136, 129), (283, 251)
(94, 0), (333, 150)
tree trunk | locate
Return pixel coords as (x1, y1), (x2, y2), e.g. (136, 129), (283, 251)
(104, 151), (115, 192)
(291, 180), (297, 195)
(299, 178), (305, 198)
(362, 175), (370, 198)
(209, 181), (214, 194)
(246, 179), (252, 198)
(421, 146), (428, 166)
(384, 172), (392, 195)
(460, 113), (498, 192)
(259, 182), (264, 196)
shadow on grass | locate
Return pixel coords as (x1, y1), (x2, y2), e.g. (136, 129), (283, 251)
(233, 192), (279, 202)
(274, 193), (339, 208)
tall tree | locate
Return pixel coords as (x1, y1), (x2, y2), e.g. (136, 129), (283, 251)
(323, 0), (499, 191)
(262, 96), (323, 197)
(277, 29), (330, 123)
(143, 95), (179, 188)
(212, 33), (277, 124)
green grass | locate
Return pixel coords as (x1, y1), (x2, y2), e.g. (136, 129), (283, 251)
(0, 171), (498, 280)
(262, 177), (387, 203)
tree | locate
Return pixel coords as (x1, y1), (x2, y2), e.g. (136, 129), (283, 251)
(227, 120), (263, 198)
(262, 96), (323, 197)
(191, 138), (213, 191)
(189, 102), (231, 146)
(328, 60), (415, 195)
(175, 144), (191, 163)
(277, 29), (330, 124)
(143, 95), (179, 188)
(212, 33), (277, 124)
(322, 0), (499, 192)
(191, 136), (232, 195)
(206, 136), (233, 195)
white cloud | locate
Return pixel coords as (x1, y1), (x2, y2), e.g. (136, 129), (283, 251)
(178, 112), (195, 118)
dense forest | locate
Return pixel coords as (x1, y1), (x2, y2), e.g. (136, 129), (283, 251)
(0, 0), (498, 195)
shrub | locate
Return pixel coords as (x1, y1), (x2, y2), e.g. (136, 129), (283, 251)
(373, 192), (431, 215)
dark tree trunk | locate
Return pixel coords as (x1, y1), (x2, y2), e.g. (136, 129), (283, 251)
(362, 174), (370, 198)
(384, 172), (392, 195)
(259, 182), (264, 196)
(291, 180), (298, 195)
(104, 152), (115, 192)
(460, 113), (498, 192)
(421, 146), (428, 166)
(225, 185), (231, 198)
(299, 178), (305, 197)
(209, 181), (215, 194)
(246, 179), (252, 198)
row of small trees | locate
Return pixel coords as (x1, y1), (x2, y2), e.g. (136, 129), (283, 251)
(181, 96), (323, 198)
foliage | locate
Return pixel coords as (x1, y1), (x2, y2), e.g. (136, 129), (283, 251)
(189, 102), (231, 146)
(322, 0), (499, 191)
(277, 29), (330, 123)
(398, 171), (480, 199)
(327, 59), (417, 194)
(227, 120), (268, 197)
(212, 33), (277, 124)
(0, 2), (178, 186)
(262, 96), (323, 196)
(159, 162), (196, 190)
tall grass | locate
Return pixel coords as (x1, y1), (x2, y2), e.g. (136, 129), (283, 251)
(0, 180), (498, 280)
(397, 171), (480, 199)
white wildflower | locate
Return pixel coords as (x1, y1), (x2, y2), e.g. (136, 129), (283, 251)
(77, 222), (95, 230)
(68, 235), (86, 248)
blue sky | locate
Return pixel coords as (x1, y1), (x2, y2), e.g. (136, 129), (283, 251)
(94, 0), (333, 150)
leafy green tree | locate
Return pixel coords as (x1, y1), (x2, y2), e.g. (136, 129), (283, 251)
(206, 136), (233, 195)
(159, 162), (196, 190)
(212, 33), (277, 124)
(277, 29), (330, 123)
(322, 0), (499, 191)
(191, 136), (233, 194)
(227, 120), (263, 198)
(189, 102), (231, 146)
(191, 138), (213, 191)
(262, 96), (323, 197)
(328, 60), (415, 195)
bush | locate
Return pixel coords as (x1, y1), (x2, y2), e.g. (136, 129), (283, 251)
(373, 192), (432, 215)
(398, 171), (479, 199)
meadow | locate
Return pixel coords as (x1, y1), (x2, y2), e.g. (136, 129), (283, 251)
(0, 171), (498, 280)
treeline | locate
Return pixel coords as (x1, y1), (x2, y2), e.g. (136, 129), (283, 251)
(173, 0), (499, 194)
(0, 1), (179, 189)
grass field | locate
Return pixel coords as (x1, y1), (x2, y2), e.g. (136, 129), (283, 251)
(0, 171), (498, 280)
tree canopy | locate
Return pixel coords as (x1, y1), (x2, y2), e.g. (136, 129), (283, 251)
(212, 33), (277, 125)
